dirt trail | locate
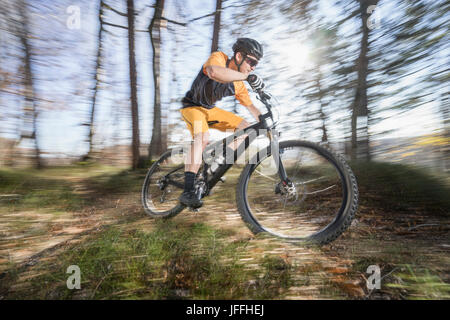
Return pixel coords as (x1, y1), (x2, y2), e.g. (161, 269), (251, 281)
(175, 199), (365, 299)
(0, 188), (364, 300)
(1, 172), (448, 300)
(0, 176), (134, 272)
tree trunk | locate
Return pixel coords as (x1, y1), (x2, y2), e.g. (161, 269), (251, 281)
(148, 0), (166, 161)
(17, 0), (42, 169)
(211, 0), (222, 53)
(350, 107), (357, 160)
(315, 68), (328, 143)
(85, 0), (105, 160)
(127, 0), (140, 169)
(440, 96), (450, 171)
(350, 0), (377, 161)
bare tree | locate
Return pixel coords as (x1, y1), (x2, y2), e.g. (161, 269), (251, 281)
(84, 0), (105, 160)
(350, 0), (378, 161)
(127, 0), (140, 169)
(148, 0), (167, 161)
(314, 71), (329, 143)
(17, 0), (42, 168)
(211, 0), (223, 53)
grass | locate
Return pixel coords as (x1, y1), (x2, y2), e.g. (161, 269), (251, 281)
(1, 220), (294, 300)
(351, 161), (450, 215)
(1, 160), (449, 300)
(323, 160), (450, 299)
(0, 165), (147, 212)
(252, 255), (293, 299)
(383, 265), (450, 299)
(0, 168), (86, 212)
(83, 169), (147, 195)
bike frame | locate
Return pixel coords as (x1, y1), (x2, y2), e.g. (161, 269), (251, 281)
(161, 89), (289, 199)
(200, 91), (289, 196)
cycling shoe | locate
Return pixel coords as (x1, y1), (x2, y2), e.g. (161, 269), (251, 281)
(179, 191), (203, 208)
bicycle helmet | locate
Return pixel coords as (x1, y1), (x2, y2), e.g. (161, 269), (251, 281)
(232, 38), (263, 60)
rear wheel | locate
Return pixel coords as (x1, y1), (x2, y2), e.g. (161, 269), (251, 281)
(141, 148), (186, 218)
(236, 140), (358, 245)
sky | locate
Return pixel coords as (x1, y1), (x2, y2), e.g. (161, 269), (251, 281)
(1, 0), (446, 158)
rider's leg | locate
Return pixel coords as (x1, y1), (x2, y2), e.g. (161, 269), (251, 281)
(185, 131), (209, 175)
(179, 108), (209, 207)
(223, 119), (250, 164)
(229, 119), (250, 151)
(180, 130), (209, 207)
(180, 108), (209, 181)
(207, 107), (246, 153)
(182, 131), (208, 204)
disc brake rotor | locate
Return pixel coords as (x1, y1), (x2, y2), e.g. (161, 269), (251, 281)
(275, 181), (307, 204)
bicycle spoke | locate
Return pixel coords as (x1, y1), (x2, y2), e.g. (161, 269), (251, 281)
(304, 184), (337, 195)
(254, 169), (277, 181)
(297, 176), (326, 184)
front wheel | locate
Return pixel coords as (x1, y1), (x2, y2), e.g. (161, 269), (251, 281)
(236, 140), (358, 245)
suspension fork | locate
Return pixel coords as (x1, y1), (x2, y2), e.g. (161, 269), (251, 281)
(277, 155), (289, 182)
(267, 128), (289, 184)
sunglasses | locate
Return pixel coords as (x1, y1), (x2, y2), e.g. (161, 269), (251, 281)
(244, 56), (259, 67)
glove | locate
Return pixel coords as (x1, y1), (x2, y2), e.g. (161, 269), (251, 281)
(247, 74), (265, 92)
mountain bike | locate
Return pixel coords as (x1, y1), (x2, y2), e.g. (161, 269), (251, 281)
(141, 87), (359, 245)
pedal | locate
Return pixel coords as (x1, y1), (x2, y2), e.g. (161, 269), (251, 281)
(188, 202), (203, 212)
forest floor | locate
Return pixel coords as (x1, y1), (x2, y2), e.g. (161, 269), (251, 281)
(0, 162), (449, 300)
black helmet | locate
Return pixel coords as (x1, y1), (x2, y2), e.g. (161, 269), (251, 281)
(232, 38), (263, 60)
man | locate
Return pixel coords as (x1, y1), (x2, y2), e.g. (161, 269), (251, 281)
(179, 38), (265, 208)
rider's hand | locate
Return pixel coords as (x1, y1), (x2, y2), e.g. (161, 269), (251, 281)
(241, 71), (250, 80)
(247, 74), (265, 92)
(258, 114), (265, 123)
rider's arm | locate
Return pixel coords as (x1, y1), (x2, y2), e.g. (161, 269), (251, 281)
(205, 65), (248, 83)
(246, 103), (262, 122)
(234, 81), (262, 122)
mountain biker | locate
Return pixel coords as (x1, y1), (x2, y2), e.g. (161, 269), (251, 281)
(179, 38), (265, 208)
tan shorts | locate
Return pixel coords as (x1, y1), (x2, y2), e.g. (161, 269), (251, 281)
(180, 106), (244, 138)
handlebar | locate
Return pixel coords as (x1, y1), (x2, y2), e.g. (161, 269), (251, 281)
(256, 89), (271, 101)
(258, 111), (272, 123)
(255, 89), (275, 127)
